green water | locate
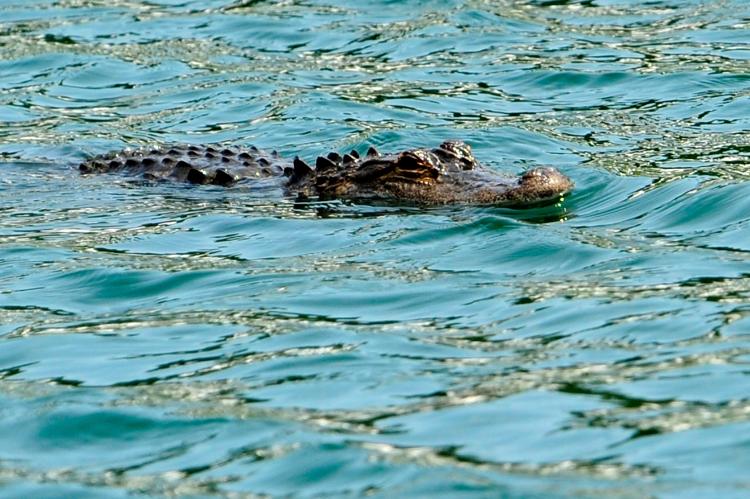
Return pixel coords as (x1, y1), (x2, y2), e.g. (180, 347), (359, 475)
(1, 0), (749, 497)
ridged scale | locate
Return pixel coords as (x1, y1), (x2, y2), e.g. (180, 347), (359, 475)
(79, 144), (289, 186)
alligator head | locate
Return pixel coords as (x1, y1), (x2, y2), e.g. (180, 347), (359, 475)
(311, 140), (573, 206)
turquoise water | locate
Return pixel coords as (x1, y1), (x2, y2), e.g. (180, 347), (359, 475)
(1, 0), (749, 496)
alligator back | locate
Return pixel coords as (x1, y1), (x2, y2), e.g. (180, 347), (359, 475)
(79, 144), (290, 186)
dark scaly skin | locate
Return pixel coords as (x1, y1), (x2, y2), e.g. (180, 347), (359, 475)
(79, 140), (573, 207)
(78, 144), (291, 186)
(312, 140), (573, 206)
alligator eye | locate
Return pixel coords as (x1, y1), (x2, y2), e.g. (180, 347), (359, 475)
(460, 157), (474, 170)
(440, 140), (470, 153)
(398, 153), (421, 170)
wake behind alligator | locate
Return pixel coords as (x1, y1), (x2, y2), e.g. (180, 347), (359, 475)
(79, 140), (573, 207)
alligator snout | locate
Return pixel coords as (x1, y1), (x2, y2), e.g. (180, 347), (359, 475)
(521, 167), (573, 186)
(517, 167), (574, 203)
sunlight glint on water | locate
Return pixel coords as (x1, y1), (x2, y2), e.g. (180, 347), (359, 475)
(1, 0), (749, 496)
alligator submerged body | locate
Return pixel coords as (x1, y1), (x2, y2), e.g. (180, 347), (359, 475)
(79, 140), (573, 207)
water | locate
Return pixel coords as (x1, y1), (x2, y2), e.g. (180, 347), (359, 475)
(1, 0), (749, 496)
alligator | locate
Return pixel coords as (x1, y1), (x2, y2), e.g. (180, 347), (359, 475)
(79, 140), (573, 207)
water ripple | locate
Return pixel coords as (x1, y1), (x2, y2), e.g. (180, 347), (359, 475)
(1, 0), (750, 496)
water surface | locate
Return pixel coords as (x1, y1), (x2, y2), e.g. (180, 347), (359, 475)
(1, 0), (749, 497)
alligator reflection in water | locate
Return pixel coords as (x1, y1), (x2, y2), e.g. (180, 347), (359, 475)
(79, 140), (573, 207)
